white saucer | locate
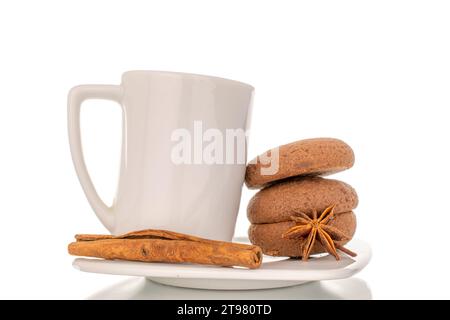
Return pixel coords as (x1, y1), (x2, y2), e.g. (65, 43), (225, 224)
(73, 238), (371, 290)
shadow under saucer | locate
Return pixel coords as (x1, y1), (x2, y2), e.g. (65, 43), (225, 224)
(88, 277), (372, 300)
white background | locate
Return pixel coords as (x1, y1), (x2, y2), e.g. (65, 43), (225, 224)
(0, 0), (449, 299)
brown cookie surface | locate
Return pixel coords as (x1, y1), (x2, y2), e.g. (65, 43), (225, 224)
(247, 176), (358, 224)
(245, 138), (354, 189)
(248, 211), (356, 257)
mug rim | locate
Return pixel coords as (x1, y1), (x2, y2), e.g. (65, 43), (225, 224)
(122, 70), (254, 91)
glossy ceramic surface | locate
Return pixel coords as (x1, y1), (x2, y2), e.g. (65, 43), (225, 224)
(68, 71), (254, 239)
(73, 238), (371, 290)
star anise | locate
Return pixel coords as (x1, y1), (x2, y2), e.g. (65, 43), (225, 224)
(282, 205), (357, 261)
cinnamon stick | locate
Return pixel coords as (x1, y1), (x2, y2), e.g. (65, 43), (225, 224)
(69, 229), (262, 269)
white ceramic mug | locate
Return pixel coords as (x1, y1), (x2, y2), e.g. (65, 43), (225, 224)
(68, 71), (254, 240)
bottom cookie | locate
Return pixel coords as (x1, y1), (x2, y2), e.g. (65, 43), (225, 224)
(248, 211), (357, 257)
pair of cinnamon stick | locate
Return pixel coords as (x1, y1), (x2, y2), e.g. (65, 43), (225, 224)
(68, 229), (262, 269)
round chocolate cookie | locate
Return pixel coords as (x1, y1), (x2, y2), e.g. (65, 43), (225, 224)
(248, 212), (356, 257)
(247, 176), (358, 257)
(247, 176), (358, 224)
(245, 138), (355, 189)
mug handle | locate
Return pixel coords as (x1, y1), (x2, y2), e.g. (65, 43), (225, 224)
(67, 85), (123, 232)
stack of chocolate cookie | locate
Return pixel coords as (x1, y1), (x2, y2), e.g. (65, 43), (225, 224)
(245, 138), (358, 260)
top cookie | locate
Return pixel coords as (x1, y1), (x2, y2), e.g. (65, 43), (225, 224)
(245, 138), (354, 189)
